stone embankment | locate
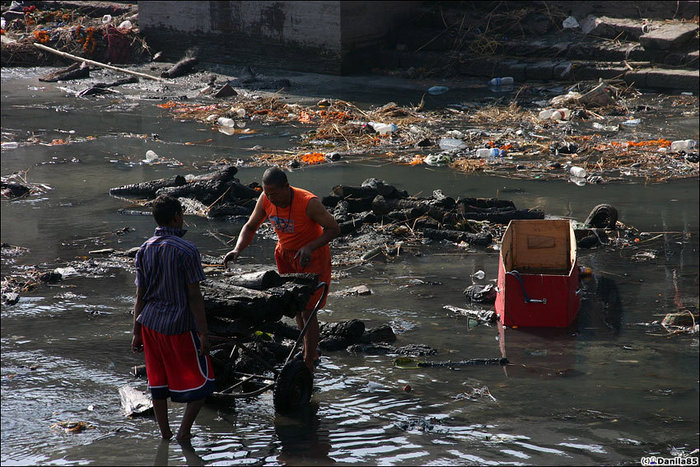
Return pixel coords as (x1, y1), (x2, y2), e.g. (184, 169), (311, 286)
(374, 1), (699, 92)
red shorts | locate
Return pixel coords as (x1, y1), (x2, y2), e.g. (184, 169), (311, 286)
(141, 326), (216, 402)
(275, 243), (331, 310)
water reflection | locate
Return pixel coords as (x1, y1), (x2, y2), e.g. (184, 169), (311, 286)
(275, 401), (334, 465)
(153, 438), (205, 466)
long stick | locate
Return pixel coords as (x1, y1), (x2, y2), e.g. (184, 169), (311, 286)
(34, 43), (171, 83)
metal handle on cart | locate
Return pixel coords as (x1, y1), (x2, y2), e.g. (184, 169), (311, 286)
(282, 281), (329, 368)
(506, 270), (547, 304)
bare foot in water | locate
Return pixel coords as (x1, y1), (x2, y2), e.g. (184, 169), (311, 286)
(176, 432), (193, 443)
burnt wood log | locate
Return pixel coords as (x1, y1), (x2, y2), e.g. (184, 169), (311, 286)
(422, 228), (493, 245)
(161, 56), (198, 78)
(77, 76), (138, 96)
(337, 212), (378, 236)
(222, 269), (284, 290)
(372, 195), (446, 221)
(190, 165), (238, 183)
(207, 202), (254, 218)
(202, 273), (318, 326)
(157, 179), (227, 205)
(109, 175), (187, 198)
(461, 208), (544, 224)
(38, 62), (90, 82)
(457, 198), (516, 210)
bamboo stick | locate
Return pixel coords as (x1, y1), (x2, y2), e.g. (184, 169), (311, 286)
(34, 43), (171, 83)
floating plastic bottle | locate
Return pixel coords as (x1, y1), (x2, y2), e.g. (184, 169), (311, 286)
(369, 122), (397, 135)
(145, 150), (159, 162)
(118, 20), (132, 29)
(670, 139), (697, 152)
(569, 166), (587, 178)
(621, 118), (641, 126)
(2, 142), (19, 150)
(472, 270), (485, 280)
(428, 85), (449, 95)
(475, 148), (492, 158)
(488, 77), (514, 87)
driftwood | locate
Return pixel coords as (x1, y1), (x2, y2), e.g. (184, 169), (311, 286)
(109, 175), (186, 198)
(34, 43), (169, 82)
(161, 57), (198, 78)
(38, 62), (89, 82)
(77, 76), (138, 97)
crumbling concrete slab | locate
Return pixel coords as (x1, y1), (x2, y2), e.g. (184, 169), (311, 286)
(581, 16), (646, 40)
(525, 60), (556, 81)
(625, 68), (700, 91)
(639, 23), (699, 50)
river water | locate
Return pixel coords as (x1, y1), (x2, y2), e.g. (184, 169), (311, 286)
(1, 67), (698, 465)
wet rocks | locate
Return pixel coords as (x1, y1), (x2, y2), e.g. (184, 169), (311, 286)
(319, 319), (366, 351)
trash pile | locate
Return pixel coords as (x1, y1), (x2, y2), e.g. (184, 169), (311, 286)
(1, 2), (149, 66)
(1, 170), (52, 199)
(154, 78), (698, 183)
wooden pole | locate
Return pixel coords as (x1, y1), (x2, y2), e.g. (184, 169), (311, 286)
(34, 43), (172, 83)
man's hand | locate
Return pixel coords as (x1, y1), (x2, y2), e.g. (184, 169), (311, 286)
(131, 332), (144, 353)
(294, 245), (313, 269)
(223, 249), (240, 269)
(199, 333), (210, 356)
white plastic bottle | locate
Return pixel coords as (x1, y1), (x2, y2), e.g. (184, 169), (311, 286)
(476, 148), (492, 158)
(489, 77), (514, 86)
(369, 122), (397, 135)
(670, 139), (697, 152)
(569, 166), (587, 178)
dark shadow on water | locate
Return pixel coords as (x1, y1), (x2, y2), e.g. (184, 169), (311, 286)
(497, 275), (625, 378)
(274, 401), (334, 466)
(153, 438), (205, 466)
(577, 274), (624, 337)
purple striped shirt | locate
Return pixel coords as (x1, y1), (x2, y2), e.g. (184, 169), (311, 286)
(135, 226), (205, 335)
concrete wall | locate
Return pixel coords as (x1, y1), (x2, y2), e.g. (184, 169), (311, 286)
(138, 1), (418, 74)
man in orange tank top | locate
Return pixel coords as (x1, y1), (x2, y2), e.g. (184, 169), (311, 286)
(223, 167), (340, 373)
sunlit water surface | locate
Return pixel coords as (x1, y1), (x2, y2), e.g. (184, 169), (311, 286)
(2, 67), (698, 465)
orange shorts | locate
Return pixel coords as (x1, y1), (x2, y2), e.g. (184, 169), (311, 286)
(275, 243), (331, 310)
(141, 326), (215, 402)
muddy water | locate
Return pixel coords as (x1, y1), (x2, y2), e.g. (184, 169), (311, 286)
(2, 67), (698, 465)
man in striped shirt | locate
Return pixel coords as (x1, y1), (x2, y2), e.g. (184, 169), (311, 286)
(131, 195), (215, 442)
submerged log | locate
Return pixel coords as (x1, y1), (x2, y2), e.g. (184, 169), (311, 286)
(161, 57), (198, 78)
(38, 62), (89, 82)
(77, 76), (138, 97)
(223, 269), (284, 290)
(109, 175), (186, 198)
